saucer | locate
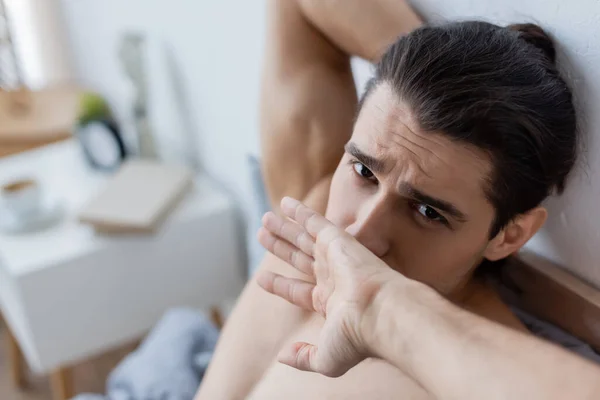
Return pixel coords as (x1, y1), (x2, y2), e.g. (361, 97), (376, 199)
(0, 198), (65, 234)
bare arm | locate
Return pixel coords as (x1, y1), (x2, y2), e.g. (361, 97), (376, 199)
(255, 198), (600, 400)
(369, 280), (600, 400)
(260, 0), (421, 210)
(194, 266), (306, 399)
(297, 0), (422, 61)
(260, 0), (355, 210)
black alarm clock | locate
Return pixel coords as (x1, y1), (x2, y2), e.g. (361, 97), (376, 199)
(77, 118), (127, 171)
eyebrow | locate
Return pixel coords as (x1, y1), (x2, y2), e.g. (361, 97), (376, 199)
(399, 182), (468, 222)
(344, 142), (386, 173)
(345, 142), (468, 222)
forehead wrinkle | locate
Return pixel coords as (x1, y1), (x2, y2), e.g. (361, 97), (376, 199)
(389, 105), (449, 148)
(372, 101), (434, 166)
(386, 138), (435, 180)
(387, 108), (491, 178)
(385, 111), (454, 170)
(372, 100), (439, 180)
(361, 86), (494, 210)
(388, 100), (491, 171)
(411, 126), (491, 170)
(381, 86), (488, 172)
(390, 127), (453, 171)
(365, 84), (490, 188)
(368, 109), (394, 170)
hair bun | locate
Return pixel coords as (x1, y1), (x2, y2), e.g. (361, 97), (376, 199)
(508, 23), (556, 64)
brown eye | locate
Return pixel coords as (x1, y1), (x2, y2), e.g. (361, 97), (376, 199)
(415, 203), (448, 225)
(353, 162), (375, 181)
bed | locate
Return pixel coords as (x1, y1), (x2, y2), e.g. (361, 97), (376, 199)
(500, 250), (600, 354)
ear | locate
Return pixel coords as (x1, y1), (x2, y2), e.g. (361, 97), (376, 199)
(483, 207), (548, 261)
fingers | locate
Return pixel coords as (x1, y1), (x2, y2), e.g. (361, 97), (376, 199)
(280, 197), (341, 242)
(262, 211), (315, 256)
(278, 342), (318, 373)
(256, 270), (315, 311)
(257, 227), (314, 275)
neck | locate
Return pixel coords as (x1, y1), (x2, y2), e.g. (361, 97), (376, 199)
(445, 271), (479, 306)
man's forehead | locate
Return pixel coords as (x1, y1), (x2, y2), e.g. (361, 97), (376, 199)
(353, 84), (492, 195)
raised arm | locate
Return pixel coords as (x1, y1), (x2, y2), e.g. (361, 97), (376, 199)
(260, 0), (421, 210)
(297, 0), (422, 61)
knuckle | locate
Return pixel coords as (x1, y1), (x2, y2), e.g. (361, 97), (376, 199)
(298, 231), (312, 252)
(303, 256), (314, 274)
(276, 218), (287, 237)
(289, 250), (298, 266)
(305, 212), (318, 231)
(293, 229), (304, 246)
(283, 220), (297, 239)
(273, 239), (283, 255)
(288, 282), (295, 303)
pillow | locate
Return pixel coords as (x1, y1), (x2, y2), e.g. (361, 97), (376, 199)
(488, 273), (600, 364)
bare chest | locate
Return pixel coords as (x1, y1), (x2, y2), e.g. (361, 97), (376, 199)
(247, 316), (432, 400)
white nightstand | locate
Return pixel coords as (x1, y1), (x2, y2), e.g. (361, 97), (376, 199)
(0, 139), (245, 400)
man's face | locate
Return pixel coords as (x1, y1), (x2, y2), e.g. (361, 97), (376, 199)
(326, 84), (496, 295)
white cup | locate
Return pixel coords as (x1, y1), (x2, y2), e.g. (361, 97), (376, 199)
(0, 178), (42, 218)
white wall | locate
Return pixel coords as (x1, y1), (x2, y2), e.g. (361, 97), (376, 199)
(60, 0), (267, 216)
(60, 0), (600, 286)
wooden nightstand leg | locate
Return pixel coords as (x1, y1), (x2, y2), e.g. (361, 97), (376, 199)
(210, 306), (224, 329)
(7, 325), (27, 389)
(50, 367), (73, 400)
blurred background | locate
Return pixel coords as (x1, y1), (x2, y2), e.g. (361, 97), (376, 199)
(0, 0), (599, 399)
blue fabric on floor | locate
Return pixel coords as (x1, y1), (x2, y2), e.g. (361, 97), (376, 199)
(72, 307), (219, 400)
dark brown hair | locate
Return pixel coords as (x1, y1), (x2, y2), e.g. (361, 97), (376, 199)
(362, 21), (577, 236)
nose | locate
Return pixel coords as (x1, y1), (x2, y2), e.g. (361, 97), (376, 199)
(344, 198), (391, 258)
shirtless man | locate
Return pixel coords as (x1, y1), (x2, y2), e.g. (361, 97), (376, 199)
(196, 1), (578, 398)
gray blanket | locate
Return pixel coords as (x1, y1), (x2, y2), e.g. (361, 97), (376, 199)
(72, 307), (219, 400)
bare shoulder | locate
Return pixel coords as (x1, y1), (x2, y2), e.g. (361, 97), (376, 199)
(461, 280), (528, 333)
(195, 176), (332, 400)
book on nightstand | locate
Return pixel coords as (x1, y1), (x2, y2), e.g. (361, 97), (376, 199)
(78, 159), (194, 233)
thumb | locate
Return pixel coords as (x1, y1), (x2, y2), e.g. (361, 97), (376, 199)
(278, 342), (352, 378)
(278, 342), (318, 372)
